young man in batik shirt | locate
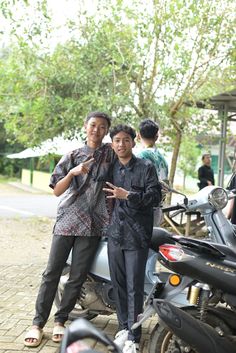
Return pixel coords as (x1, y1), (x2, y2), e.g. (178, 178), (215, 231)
(24, 111), (114, 347)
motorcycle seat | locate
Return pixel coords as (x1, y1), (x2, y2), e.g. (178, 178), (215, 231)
(211, 243), (236, 262)
(150, 227), (176, 252)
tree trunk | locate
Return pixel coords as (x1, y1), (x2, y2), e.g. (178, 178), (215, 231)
(166, 130), (182, 204)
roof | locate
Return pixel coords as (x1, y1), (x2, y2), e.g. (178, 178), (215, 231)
(7, 134), (112, 159)
(186, 88), (236, 117)
(7, 135), (84, 159)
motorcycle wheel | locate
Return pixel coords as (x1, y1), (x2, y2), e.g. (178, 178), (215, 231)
(55, 265), (98, 321)
(149, 308), (233, 353)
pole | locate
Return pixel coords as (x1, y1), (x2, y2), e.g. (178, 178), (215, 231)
(218, 104), (228, 186)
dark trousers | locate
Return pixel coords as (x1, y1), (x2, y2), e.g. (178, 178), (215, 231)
(33, 235), (100, 328)
(108, 239), (148, 343)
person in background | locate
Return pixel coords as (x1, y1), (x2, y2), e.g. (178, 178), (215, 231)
(103, 124), (162, 353)
(197, 153), (215, 190)
(137, 119), (168, 181)
(136, 119), (168, 225)
(24, 111), (114, 347)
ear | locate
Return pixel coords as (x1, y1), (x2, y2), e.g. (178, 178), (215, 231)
(132, 140), (136, 147)
(154, 132), (158, 141)
(136, 132), (141, 141)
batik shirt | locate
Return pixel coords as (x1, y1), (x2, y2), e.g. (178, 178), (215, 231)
(137, 147), (168, 181)
(49, 143), (114, 236)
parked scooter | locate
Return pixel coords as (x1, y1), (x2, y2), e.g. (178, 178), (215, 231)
(154, 300), (236, 353)
(55, 185), (236, 321)
(146, 236), (236, 352)
(131, 185), (236, 352)
(55, 229), (177, 321)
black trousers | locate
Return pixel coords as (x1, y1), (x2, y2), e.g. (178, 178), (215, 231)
(33, 235), (100, 328)
(108, 238), (148, 343)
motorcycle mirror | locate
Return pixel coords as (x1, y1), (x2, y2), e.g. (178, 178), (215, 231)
(160, 181), (189, 205)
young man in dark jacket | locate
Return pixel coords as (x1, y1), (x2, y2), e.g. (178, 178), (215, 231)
(198, 153), (215, 190)
(103, 124), (161, 353)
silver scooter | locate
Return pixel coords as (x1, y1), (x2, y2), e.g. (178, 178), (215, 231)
(55, 185), (236, 321)
(132, 185), (236, 352)
(55, 229), (177, 321)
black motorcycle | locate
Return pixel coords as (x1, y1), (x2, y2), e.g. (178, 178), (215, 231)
(154, 300), (236, 353)
(144, 236), (236, 352)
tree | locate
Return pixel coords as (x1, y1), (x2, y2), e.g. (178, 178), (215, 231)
(0, 0), (235, 185)
(178, 135), (201, 190)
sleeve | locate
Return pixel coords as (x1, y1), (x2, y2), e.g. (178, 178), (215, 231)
(49, 153), (74, 189)
(127, 164), (162, 209)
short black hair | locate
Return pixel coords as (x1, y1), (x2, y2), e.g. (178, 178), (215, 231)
(110, 124), (136, 141)
(139, 119), (159, 139)
(85, 111), (112, 128)
(202, 153), (211, 161)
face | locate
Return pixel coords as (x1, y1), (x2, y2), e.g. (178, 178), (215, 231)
(203, 155), (211, 166)
(112, 131), (135, 160)
(85, 117), (109, 146)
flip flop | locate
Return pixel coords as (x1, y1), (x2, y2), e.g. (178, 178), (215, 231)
(24, 328), (44, 347)
(52, 325), (65, 343)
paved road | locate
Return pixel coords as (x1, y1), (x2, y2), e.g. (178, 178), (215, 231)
(0, 182), (58, 218)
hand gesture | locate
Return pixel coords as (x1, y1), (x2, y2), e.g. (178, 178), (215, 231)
(103, 182), (129, 200)
(70, 158), (94, 177)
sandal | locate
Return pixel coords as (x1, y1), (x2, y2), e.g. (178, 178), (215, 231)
(52, 324), (65, 343)
(24, 328), (44, 347)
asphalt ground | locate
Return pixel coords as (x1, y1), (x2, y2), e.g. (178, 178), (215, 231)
(0, 182), (157, 353)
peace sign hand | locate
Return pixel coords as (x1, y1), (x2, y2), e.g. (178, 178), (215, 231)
(103, 182), (129, 200)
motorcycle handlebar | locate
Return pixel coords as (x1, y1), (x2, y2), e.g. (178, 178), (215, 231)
(162, 204), (186, 213)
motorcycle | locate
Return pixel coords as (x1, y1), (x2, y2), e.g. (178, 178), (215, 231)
(146, 236), (236, 352)
(154, 300), (236, 353)
(55, 185), (236, 321)
(59, 317), (122, 353)
(55, 228), (180, 321)
(132, 185), (236, 352)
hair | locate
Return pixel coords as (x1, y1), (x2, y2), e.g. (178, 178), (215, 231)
(139, 119), (159, 139)
(85, 111), (112, 128)
(202, 153), (211, 161)
(110, 124), (136, 141)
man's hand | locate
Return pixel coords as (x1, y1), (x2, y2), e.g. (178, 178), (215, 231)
(69, 158), (94, 177)
(103, 182), (129, 200)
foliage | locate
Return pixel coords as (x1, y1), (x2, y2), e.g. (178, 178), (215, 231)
(0, 123), (24, 176)
(0, 0), (236, 182)
(178, 134), (201, 189)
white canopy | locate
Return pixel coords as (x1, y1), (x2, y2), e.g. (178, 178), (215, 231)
(7, 135), (84, 159)
(7, 134), (112, 159)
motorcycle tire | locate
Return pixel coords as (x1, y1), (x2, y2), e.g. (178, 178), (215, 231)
(149, 308), (233, 353)
(54, 265), (97, 321)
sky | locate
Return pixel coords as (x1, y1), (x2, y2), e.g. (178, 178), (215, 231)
(0, 0), (97, 49)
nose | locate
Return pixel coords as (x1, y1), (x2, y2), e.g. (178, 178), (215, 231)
(118, 140), (125, 147)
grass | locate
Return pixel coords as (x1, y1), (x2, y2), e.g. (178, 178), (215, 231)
(0, 174), (20, 183)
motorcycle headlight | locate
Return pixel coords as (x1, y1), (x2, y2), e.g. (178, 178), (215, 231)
(208, 187), (228, 210)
